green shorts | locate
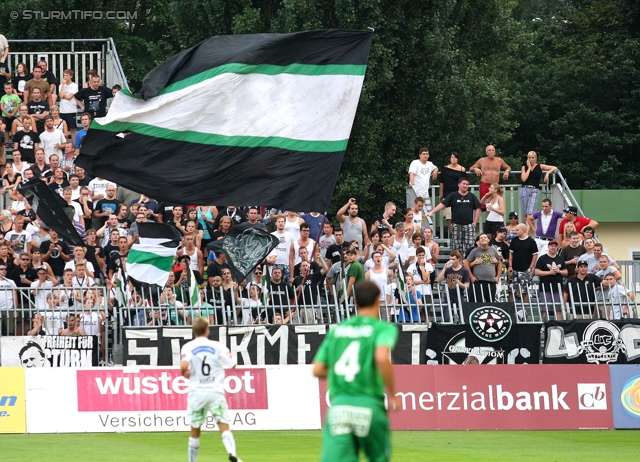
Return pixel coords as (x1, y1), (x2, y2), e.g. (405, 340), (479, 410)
(320, 395), (390, 462)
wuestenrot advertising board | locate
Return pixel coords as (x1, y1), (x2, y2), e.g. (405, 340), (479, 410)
(25, 366), (320, 433)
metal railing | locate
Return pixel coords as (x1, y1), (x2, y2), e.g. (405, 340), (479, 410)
(0, 286), (111, 364)
(7, 38), (130, 90)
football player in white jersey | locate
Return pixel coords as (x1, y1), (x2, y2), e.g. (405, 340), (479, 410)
(180, 317), (242, 462)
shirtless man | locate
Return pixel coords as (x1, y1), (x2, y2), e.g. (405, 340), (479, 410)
(469, 145), (511, 210)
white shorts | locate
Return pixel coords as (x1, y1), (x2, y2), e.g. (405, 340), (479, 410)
(187, 391), (230, 428)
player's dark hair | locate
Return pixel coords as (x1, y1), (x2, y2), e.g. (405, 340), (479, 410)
(354, 281), (380, 309)
(193, 317), (209, 337)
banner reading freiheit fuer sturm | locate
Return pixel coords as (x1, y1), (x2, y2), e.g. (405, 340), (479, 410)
(1, 336), (99, 367)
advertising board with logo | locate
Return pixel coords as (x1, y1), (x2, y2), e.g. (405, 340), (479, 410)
(319, 364), (612, 430)
(123, 324), (428, 366)
(609, 364), (640, 429)
(25, 366), (320, 433)
(0, 368), (26, 434)
(425, 323), (541, 364)
(544, 320), (640, 364)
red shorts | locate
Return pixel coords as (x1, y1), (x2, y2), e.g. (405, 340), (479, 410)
(480, 182), (491, 210)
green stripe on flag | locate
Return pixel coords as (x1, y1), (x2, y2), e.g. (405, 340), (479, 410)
(91, 121), (348, 153)
(128, 248), (174, 272)
(120, 63), (367, 99)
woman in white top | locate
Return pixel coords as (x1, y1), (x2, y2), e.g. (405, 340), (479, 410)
(422, 227), (439, 265)
(49, 105), (69, 139)
(284, 211), (304, 240)
(400, 208), (421, 236)
(391, 222), (410, 264)
(59, 69), (79, 144)
(480, 182), (505, 240)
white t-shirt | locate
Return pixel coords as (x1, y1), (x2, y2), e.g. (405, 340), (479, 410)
(406, 262), (434, 296)
(78, 311), (102, 336)
(41, 309), (67, 335)
(57, 285), (78, 310)
(64, 260), (95, 275)
(30, 280), (54, 309)
(72, 275), (95, 288)
(5, 230), (32, 254)
(59, 82), (79, 114)
(0, 277), (17, 309)
(270, 230), (296, 265)
(9, 200), (26, 214)
(61, 199), (83, 223)
(39, 129), (67, 162)
(240, 298), (261, 325)
(14, 161), (30, 176)
(88, 178), (117, 198)
(408, 159), (437, 193)
(180, 336), (236, 393)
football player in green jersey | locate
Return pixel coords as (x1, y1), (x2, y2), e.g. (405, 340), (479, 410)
(313, 280), (400, 462)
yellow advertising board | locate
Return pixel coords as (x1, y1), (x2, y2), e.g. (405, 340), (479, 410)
(0, 367), (26, 433)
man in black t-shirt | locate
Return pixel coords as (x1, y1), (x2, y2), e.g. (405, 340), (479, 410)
(12, 118), (40, 162)
(40, 230), (71, 279)
(157, 202), (188, 223)
(293, 257), (329, 323)
(370, 202), (399, 234)
(264, 267), (295, 323)
(427, 177), (480, 256)
(508, 223), (538, 302)
(26, 87), (50, 133)
(212, 206), (246, 228)
(74, 75), (112, 118)
(564, 260), (602, 318)
(84, 230), (105, 282)
(107, 236), (129, 281)
(534, 240), (567, 320)
(206, 252), (228, 279)
(489, 227), (510, 263)
(325, 227), (349, 265)
(205, 274), (232, 324)
(93, 185), (122, 228)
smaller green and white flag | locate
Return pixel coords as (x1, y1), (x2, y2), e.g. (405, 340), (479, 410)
(396, 257), (409, 305)
(187, 266), (200, 307)
(127, 223), (182, 287)
(115, 266), (128, 307)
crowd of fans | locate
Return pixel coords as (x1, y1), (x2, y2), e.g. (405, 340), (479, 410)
(0, 54), (635, 340)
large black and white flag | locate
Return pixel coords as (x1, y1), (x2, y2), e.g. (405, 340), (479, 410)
(78, 30), (373, 211)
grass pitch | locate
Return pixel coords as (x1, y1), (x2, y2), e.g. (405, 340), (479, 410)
(1, 430), (638, 461)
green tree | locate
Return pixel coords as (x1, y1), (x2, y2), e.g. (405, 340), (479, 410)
(504, 0), (640, 189)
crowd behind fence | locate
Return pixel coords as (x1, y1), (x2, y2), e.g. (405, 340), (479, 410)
(0, 271), (637, 365)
